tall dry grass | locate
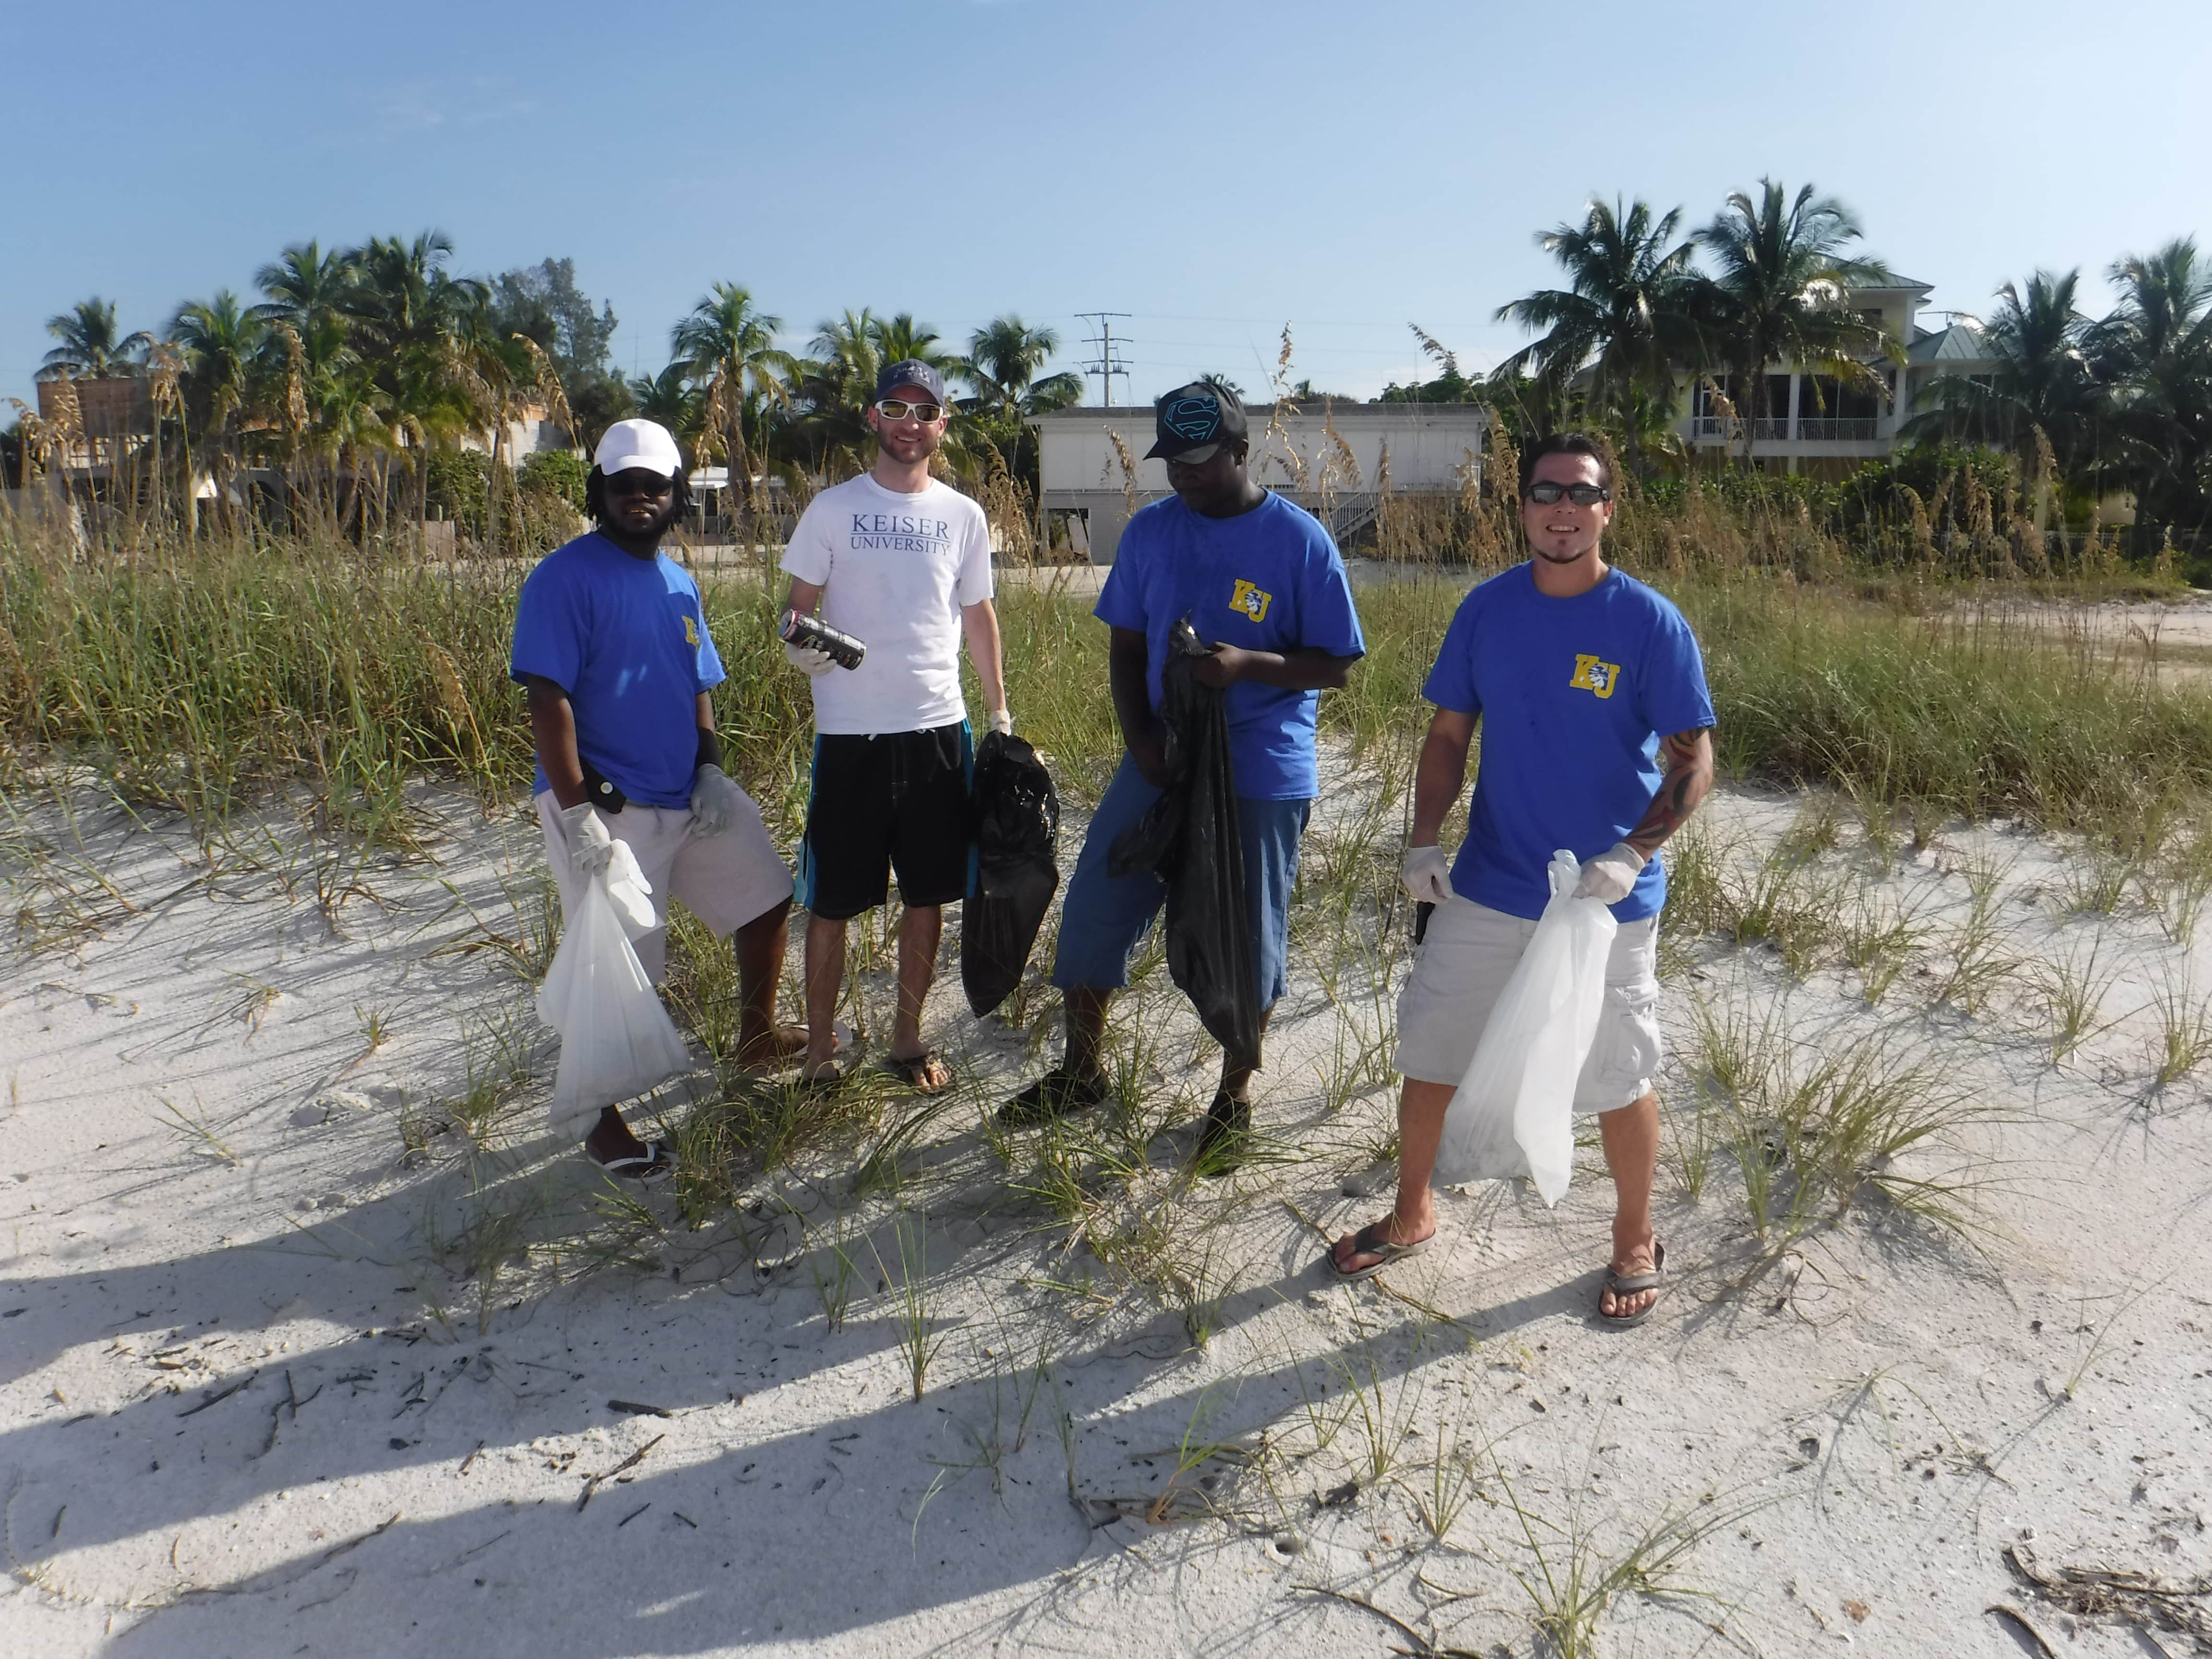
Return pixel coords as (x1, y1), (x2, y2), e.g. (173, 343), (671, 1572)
(6, 495), (2212, 848)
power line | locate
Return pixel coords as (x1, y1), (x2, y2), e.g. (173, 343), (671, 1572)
(1074, 311), (1131, 409)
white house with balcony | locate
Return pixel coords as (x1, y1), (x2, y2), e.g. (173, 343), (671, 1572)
(1677, 279), (2002, 477)
(1030, 401), (1489, 563)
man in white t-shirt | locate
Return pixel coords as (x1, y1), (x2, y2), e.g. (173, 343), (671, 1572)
(781, 359), (1010, 1094)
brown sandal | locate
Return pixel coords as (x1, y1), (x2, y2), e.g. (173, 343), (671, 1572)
(1598, 1242), (1667, 1327)
(1327, 1220), (1433, 1282)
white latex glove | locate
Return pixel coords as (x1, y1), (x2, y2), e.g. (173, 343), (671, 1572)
(782, 614), (836, 677)
(689, 764), (745, 836)
(986, 708), (1013, 737)
(559, 801), (616, 881)
(1400, 843), (1454, 904)
(1574, 840), (1646, 904)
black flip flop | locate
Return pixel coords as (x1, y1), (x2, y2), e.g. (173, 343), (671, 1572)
(881, 1050), (954, 1094)
(1327, 1220), (1433, 1283)
(1598, 1241), (1667, 1327)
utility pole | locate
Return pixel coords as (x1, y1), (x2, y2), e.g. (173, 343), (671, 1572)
(1075, 311), (1131, 409)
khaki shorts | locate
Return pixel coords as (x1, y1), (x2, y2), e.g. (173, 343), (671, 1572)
(537, 790), (793, 985)
(1394, 896), (1662, 1115)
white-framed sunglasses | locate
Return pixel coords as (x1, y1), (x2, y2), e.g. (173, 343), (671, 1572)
(876, 398), (946, 423)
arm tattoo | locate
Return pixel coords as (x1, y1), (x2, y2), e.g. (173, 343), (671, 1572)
(1623, 727), (1716, 861)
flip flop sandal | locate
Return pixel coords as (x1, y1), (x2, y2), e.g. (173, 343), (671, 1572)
(1327, 1220), (1433, 1283)
(881, 1050), (954, 1094)
(1598, 1241), (1667, 1327)
(588, 1142), (675, 1184)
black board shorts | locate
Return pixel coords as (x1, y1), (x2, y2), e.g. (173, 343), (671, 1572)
(796, 721), (975, 920)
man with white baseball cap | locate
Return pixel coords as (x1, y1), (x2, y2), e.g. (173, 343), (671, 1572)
(510, 418), (804, 1180)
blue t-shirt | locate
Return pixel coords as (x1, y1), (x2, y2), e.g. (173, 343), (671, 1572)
(1093, 492), (1366, 800)
(1424, 565), (1715, 922)
(509, 532), (726, 809)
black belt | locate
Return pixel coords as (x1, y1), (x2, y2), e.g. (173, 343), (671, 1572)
(579, 761), (627, 813)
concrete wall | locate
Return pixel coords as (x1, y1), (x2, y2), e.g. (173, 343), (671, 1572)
(1034, 404), (1488, 562)
(457, 407), (569, 465)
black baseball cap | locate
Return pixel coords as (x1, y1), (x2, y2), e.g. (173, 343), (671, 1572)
(875, 359), (949, 404)
(1146, 381), (1247, 461)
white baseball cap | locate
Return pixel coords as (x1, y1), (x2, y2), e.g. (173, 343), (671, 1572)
(594, 418), (683, 479)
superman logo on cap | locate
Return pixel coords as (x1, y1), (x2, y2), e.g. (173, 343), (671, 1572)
(1162, 396), (1222, 442)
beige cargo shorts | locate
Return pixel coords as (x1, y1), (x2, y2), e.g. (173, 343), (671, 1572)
(1393, 895), (1662, 1114)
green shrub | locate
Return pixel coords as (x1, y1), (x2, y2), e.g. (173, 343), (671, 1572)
(517, 449), (586, 512)
(425, 448), (493, 536)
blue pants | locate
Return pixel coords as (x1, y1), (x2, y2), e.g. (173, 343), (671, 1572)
(1051, 755), (1312, 1010)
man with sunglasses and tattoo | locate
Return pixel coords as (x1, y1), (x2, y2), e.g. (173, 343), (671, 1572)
(780, 360), (1008, 1095)
(1329, 433), (1716, 1327)
(513, 418), (803, 1182)
(998, 381), (1366, 1174)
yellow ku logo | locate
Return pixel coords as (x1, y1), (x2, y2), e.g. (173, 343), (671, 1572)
(683, 614), (699, 648)
(1229, 578), (1273, 623)
(1570, 653), (1622, 699)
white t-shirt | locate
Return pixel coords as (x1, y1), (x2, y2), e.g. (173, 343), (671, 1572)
(780, 473), (995, 735)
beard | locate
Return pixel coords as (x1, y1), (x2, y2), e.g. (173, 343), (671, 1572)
(602, 494), (682, 539)
(877, 424), (942, 465)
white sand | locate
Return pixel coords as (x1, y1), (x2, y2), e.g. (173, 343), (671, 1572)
(3, 776), (2209, 1658)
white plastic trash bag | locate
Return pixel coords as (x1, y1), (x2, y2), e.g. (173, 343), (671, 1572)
(1433, 849), (1618, 1205)
(536, 844), (689, 1139)
(599, 840), (659, 938)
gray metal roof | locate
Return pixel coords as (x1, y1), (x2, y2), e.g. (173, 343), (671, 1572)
(1907, 322), (1997, 365)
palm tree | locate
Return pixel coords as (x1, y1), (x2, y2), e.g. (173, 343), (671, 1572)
(39, 298), (151, 379)
(869, 313), (953, 374)
(240, 243), (373, 524)
(789, 310), (886, 477)
(457, 318), (540, 553)
(1494, 197), (1703, 476)
(957, 315), (1082, 483)
(2090, 237), (2212, 550)
(342, 231), (488, 357)
(313, 364), (397, 535)
(627, 363), (707, 451)
(170, 290), (266, 517)
(959, 316), (1081, 414)
(342, 231), (492, 521)
(1694, 180), (1897, 463)
(671, 282), (795, 504)
(1902, 270), (2105, 480)
(252, 240), (356, 340)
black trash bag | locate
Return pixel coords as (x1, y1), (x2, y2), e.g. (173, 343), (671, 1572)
(1106, 617), (1262, 1074)
(962, 729), (1061, 1017)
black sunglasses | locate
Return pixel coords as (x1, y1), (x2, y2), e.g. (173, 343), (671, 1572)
(1525, 480), (1611, 506)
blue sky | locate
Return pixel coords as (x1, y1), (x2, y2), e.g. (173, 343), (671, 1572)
(5, 0), (2206, 410)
